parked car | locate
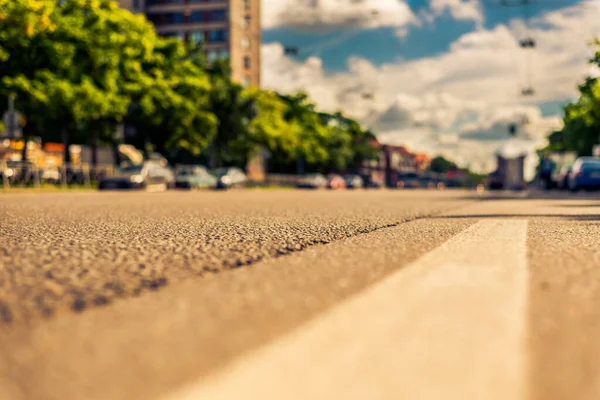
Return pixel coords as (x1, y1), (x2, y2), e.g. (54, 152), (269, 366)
(567, 157), (600, 191)
(213, 167), (247, 189)
(327, 174), (346, 190)
(0, 161), (47, 184)
(418, 173), (444, 189)
(98, 161), (174, 191)
(397, 172), (421, 189)
(41, 168), (61, 184)
(175, 165), (217, 190)
(0, 161), (17, 185)
(297, 173), (328, 189)
(345, 174), (364, 189)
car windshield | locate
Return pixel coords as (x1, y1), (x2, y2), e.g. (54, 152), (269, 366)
(176, 168), (196, 176)
(404, 173), (418, 179)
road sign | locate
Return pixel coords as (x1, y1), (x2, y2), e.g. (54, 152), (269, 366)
(593, 145), (600, 157)
(2, 96), (22, 138)
(2, 111), (22, 138)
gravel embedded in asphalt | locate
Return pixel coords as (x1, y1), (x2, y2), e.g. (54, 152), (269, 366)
(0, 190), (473, 325)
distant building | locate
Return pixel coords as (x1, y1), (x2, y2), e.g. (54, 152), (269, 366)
(360, 140), (423, 188)
(414, 153), (432, 171)
(117, 0), (145, 13)
(117, 0), (261, 88)
(489, 154), (526, 190)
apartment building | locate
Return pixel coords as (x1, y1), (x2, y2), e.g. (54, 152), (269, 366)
(118, 0), (261, 87)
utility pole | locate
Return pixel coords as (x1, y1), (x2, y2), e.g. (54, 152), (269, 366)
(7, 95), (15, 138)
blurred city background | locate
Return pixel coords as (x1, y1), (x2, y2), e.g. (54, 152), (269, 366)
(1, 0), (599, 192)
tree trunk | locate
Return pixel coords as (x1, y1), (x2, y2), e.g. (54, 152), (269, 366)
(111, 142), (121, 166)
(296, 157), (305, 175)
(20, 124), (35, 163)
(62, 127), (71, 164)
(91, 129), (98, 169)
(20, 135), (29, 163)
(209, 142), (219, 169)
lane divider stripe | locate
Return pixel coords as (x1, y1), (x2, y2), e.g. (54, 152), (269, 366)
(165, 219), (529, 400)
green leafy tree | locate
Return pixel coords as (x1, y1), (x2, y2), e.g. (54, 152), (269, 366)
(203, 59), (257, 168)
(246, 89), (300, 163)
(429, 155), (458, 174)
(543, 39), (600, 157)
(0, 0), (59, 159)
(278, 93), (329, 172)
(127, 37), (217, 162)
(1, 0), (147, 163)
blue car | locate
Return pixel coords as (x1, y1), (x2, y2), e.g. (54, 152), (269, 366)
(568, 157), (600, 191)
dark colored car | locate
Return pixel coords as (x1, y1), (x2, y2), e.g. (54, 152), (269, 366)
(397, 172), (421, 189)
(213, 167), (247, 189)
(297, 173), (328, 189)
(345, 174), (364, 189)
(419, 173), (445, 189)
(175, 165), (217, 189)
(568, 157), (600, 191)
(98, 161), (174, 191)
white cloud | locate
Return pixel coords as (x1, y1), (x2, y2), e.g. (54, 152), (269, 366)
(262, 0), (416, 31)
(261, 2), (599, 177)
(429, 0), (483, 26)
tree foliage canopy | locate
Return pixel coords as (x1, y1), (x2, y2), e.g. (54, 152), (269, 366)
(0, 0), (378, 172)
(544, 40), (600, 156)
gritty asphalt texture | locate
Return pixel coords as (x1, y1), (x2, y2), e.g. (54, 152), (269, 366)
(2, 191), (600, 400)
(0, 190), (472, 326)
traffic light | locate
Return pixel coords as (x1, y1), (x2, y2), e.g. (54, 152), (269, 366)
(284, 47), (299, 56)
(519, 38), (536, 48)
(521, 87), (535, 96)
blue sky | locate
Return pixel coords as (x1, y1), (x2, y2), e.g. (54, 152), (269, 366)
(260, 0), (599, 175)
(263, 1), (591, 66)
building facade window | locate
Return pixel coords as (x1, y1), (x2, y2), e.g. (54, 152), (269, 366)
(187, 9), (226, 23)
(190, 31), (205, 44)
(242, 76), (250, 87)
(244, 56), (250, 69)
(208, 9), (227, 22)
(148, 12), (184, 25)
(190, 11), (203, 23)
(163, 31), (184, 39)
(206, 49), (230, 63)
(244, 0), (250, 10)
(207, 29), (228, 43)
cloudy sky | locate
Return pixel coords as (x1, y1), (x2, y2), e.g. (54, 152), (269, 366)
(260, 0), (600, 177)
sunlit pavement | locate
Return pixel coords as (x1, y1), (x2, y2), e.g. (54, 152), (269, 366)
(1, 190), (600, 400)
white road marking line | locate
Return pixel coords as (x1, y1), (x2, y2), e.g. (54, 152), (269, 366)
(165, 220), (529, 400)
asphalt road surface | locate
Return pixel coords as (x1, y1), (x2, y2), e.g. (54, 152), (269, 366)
(0, 189), (599, 400)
